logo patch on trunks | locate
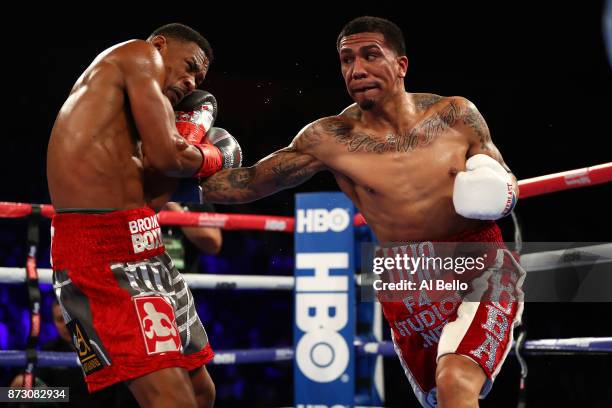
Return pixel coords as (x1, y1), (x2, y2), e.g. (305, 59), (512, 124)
(134, 296), (182, 355)
(67, 319), (104, 376)
(128, 214), (163, 254)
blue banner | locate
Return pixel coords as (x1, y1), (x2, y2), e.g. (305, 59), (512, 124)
(294, 192), (355, 407)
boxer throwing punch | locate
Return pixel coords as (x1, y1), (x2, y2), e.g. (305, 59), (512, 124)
(47, 23), (241, 408)
(200, 16), (522, 408)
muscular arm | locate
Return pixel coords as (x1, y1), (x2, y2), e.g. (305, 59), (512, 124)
(455, 97), (519, 194)
(119, 41), (202, 177)
(200, 123), (326, 204)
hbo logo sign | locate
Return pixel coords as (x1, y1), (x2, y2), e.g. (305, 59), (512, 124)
(295, 253), (349, 383)
(296, 208), (350, 233)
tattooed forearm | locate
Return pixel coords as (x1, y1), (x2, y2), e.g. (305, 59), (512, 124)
(201, 167), (257, 203)
(201, 147), (323, 204)
(228, 167), (256, 188)
(271, 161), (318, 187)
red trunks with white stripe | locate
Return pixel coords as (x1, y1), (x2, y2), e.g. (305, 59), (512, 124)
(378, 222), (525, 407)
(51, 207), (214, 392)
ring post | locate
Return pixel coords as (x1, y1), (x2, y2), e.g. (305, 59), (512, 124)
(294, 192), (355, 407)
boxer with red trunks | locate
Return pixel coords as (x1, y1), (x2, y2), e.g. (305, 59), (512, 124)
(374, 222), (524, 407)
(47, 23), (241, 408)
(198, 16), (523, 408)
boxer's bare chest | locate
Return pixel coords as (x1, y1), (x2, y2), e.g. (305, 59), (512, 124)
(320, 100), (469, 196)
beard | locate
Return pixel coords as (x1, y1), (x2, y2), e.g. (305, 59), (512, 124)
(359, 98), (375, 110)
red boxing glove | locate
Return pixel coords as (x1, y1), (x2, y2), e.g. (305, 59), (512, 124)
(174, 90), (218, 144)
(193, 127), (243, 178)
(194, 144), (223, 178)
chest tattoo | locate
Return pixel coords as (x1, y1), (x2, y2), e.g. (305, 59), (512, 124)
(333, 101), (462, 154)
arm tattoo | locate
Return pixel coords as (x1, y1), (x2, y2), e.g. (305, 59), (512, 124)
(321, 118), (353, 144)
(462, 108), (491, 150)
(439, 101), (461, 126)
(227, 167), (256, 188)
(297, 125), (323, 150)
(201, 150), (321, 203)
(271, 161), (317, 187)
(414, 101), (461, 146)
(200, 167), (258, 203)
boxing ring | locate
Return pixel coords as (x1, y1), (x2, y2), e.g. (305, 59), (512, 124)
(0, 161), (611, 407)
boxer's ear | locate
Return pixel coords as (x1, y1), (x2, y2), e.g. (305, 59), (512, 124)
(149, 35), (168, 52)
(397, 56), (408, 79)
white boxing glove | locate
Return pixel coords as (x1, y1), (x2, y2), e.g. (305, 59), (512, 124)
(453, 154), (517, 220)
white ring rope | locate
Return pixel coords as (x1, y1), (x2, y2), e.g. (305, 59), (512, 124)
(519, 243), (612, 272)
(0, 243), (609, 289)
(0, 268), (295, 290)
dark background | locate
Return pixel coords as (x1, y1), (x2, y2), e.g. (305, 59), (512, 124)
(1, 1), (611, 407)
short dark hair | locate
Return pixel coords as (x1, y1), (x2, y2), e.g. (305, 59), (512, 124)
(337, 16), (406, 56)
(149, 23), (214, 63)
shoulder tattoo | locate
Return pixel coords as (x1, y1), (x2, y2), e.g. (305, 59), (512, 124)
(413, 94), (443, 111)
(461, 106), (491, 150)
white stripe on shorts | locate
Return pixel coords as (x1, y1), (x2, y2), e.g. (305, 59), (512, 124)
(436, 249), (503, 361)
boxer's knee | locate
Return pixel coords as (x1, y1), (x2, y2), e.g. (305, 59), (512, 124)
(435, 354), (484, 407)
(436, 367), (479, 404)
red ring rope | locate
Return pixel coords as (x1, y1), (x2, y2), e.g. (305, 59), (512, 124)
(1, 162), (609, 231)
